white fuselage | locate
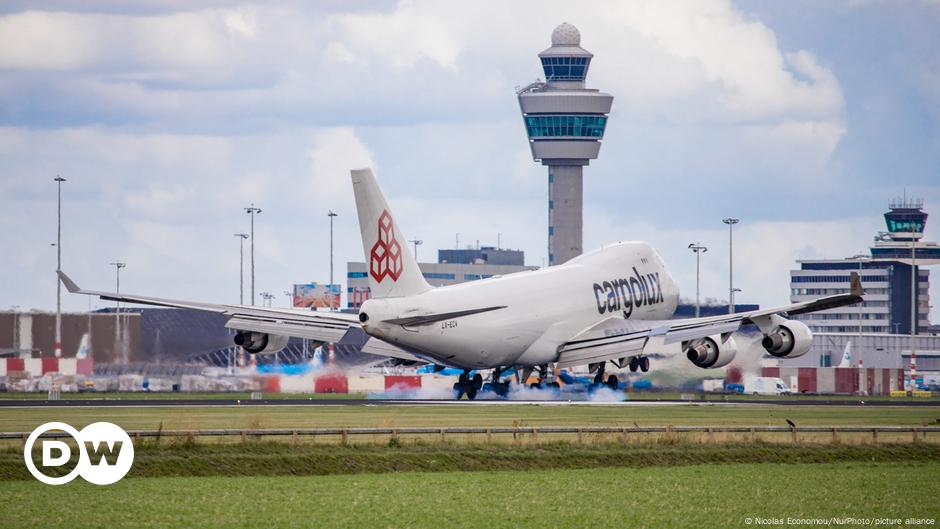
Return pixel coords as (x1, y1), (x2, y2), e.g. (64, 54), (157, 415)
(359, 242), (679, 369)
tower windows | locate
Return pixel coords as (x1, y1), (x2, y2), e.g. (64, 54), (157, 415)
(524, 115), (607, 138)
(540, 56), (589, 81)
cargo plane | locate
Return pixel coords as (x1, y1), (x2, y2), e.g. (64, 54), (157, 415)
(60, 169), (864, 399)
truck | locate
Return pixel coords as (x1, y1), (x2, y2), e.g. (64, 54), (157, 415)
(743, 376), (791, 396)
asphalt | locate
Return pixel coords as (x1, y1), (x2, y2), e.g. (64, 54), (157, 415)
(0, 397), (938, 407)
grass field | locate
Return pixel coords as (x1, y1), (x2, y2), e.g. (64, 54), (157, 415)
(2, 462), (937, 529)
(3, 403), (938, 528)
(7, 440), (939, 480)
(1, 403), (938, 434)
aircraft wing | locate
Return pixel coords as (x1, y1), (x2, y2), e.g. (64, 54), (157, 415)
(556, 272), (864, 368)
(57, 271), (424, 363)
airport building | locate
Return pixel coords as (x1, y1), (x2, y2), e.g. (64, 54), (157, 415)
(517, 23), (613, 266)
(790, 198), (937, 335)
(782, 198), (940, 379)
(346, 247), (537, 309)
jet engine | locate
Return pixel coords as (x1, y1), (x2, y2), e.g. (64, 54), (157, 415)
(761, 320), (812, 359)
(685, 335), (737, 369)
(233, 332), (289, 354)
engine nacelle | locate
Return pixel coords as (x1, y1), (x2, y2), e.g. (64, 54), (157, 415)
(761, 320), (812, 359)
(685, 335), (737, 369)
(234, 332), (289, 354)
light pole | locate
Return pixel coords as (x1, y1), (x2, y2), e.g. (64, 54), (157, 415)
(54, 176), (66, 357)
(233, 233), (248, 304)
(688, 243), (707, 318)
(409, 239), (423, 261)
(328, 210), (337, 311)
(110, 261), (126, 363)
(244, 204), (262, 305)
(284, 290), (293, 308)
(722, 218), (740, 314)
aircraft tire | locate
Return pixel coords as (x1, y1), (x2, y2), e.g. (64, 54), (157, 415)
(639, 357), (650, 372)
(472, 373), (483, 390)
(606, 374), (619, 390)
(466, 387), (478, 400)
(629, 357), (639, 372)
(453, 382), (464, 400)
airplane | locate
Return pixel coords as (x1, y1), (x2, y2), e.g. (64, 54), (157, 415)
(837, 340), (852, 368)
(59, 168), (865, 399)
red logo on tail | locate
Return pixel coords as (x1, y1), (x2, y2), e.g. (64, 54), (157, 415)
(370, 210), (403, 282)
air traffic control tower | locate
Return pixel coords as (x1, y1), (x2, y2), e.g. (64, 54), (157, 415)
(518, 23), (613, 265)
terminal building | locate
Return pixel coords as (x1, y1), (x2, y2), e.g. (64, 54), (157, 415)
(346, 247), (537, 309)
(517, 23), (613, 266)
(783, 198), (940, 380)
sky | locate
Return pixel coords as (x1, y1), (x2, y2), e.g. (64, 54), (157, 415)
(1, 0), (939, 317)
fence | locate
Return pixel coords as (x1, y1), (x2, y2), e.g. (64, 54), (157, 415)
(5, 425), (940, 444)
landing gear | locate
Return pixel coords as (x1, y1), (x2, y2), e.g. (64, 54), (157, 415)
(527, 364), (554, 390)
(454, 371), (484, 400)
(592, 361), (606, 385)
(469, 374), (483, 400)
(606, 374), (619, 391)
(487, 368), (511, 398)
(629, 356), (650, 373)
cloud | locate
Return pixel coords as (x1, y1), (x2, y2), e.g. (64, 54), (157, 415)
(308, 127), (376, 203)
(0, 0), (844, 131)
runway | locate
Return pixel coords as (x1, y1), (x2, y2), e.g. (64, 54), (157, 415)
(0, 397), (937, 407)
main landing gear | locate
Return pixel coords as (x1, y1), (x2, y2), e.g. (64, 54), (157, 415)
(528, 364), (559, 390)
(453, 371), (483, 400)
(591, 362), (620, 391)
(629, 356), (650, 373)
(481, 367), (511, 398)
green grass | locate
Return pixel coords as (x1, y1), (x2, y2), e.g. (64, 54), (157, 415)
(6, 440), (939, 481)
(0, 403), (938, 434)
(2, 462), (937, 529)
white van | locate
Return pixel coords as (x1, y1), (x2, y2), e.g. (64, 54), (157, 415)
(744, 376), (792, 396)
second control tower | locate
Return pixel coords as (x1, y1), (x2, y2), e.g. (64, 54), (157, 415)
(518, 23), (613, 265)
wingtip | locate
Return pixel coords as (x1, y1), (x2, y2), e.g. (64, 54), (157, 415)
(849, 271), (865, 297)
(57, 270), (81, 293)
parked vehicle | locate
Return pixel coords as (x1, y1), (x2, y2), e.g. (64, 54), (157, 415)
(743, 376), (791, 395)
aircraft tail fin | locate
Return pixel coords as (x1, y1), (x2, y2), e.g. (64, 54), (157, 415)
(838, 340), (852, 368)
(351, 168), (431, 299)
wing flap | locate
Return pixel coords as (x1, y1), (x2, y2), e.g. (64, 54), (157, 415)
(557, 335), (647, 368)
(224, 315), (350, 344)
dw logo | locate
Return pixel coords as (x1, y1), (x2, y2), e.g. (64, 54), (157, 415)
(23, 422), (134, 485)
